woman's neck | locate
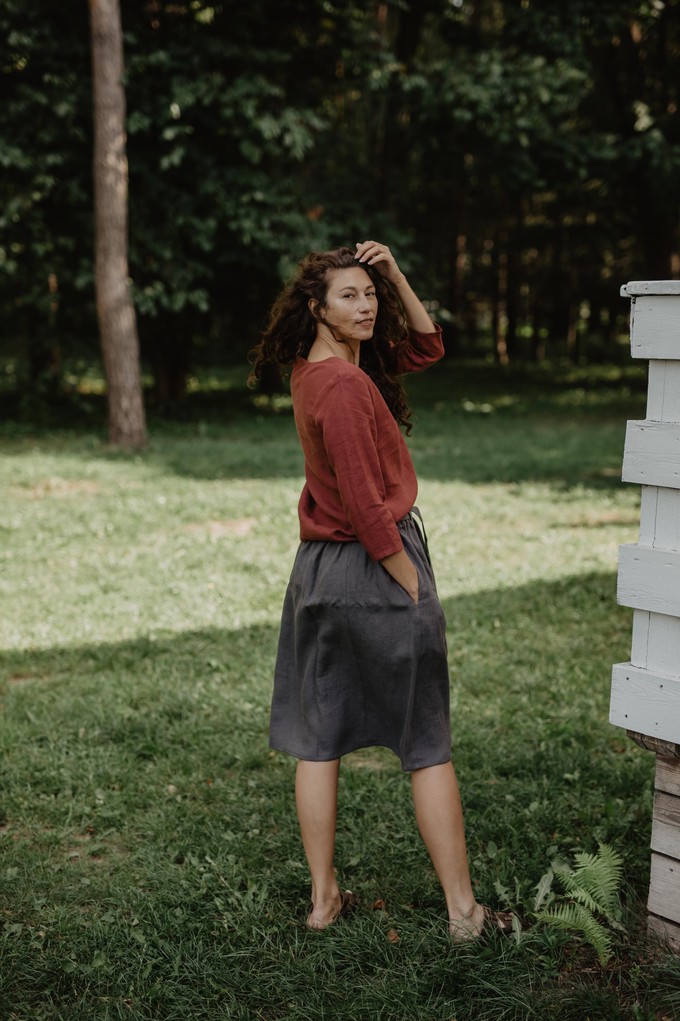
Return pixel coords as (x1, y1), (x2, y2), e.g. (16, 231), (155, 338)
(314, 324), (359, 365)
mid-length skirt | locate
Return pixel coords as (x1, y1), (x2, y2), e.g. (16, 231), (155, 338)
(269, 510), (451, 771)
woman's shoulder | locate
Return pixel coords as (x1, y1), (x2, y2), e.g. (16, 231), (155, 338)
(293, 357), (367, 389)
(294, 355), (361, 373)
(293, 358), (375, 408)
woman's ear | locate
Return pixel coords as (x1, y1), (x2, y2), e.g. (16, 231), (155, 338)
(308, 298), (319, 320)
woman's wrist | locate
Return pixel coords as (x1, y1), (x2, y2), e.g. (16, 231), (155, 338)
(380, 549), (419, 602)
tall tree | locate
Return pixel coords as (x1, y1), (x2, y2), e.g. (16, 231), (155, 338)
(89, 0), (146, 448)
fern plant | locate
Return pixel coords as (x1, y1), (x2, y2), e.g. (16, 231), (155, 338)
(534, 843), (625, 965)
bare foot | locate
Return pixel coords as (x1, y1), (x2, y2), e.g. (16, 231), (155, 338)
(306, 890), (343, 930)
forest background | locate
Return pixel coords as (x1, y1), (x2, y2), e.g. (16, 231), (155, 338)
(1, 0), (679, 415)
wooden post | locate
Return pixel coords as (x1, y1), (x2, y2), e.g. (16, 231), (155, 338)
(610, 280), (680, 952)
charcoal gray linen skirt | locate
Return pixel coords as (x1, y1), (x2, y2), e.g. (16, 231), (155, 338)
(269, 510), (451, 771)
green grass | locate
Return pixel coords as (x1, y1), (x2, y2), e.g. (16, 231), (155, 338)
(1, 360), (679, 1020)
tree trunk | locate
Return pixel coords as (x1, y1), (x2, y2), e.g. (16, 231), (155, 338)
(28, 273), (61, 391)
(445, 232), (466, 358)
(89, 0), (147, 449)
(492, 232), (509, 365)
(505, 234), (520, 361)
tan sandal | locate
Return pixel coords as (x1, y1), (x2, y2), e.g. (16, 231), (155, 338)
(480, 905), (515, 935)
(306, 890), (358, 931)
(450, 904), (515, 942)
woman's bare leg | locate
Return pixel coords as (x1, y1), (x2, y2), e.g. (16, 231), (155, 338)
(411, 761), (485, 937)
(295, 758), (342, 928)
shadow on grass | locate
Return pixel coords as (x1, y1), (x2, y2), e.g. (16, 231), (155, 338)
(0, 568), (647, 812)
(0, 360), (648, 489)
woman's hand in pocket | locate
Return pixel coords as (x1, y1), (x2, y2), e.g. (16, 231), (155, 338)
(380, 549), (419, 604)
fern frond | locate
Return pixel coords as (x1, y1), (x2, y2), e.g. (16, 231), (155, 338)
(573, 843), (623, 919)
(536, 903), (614, 965)
(535, 843), (626, 963)
(553, 843), (623, 922)
(568, 884), (605, 917)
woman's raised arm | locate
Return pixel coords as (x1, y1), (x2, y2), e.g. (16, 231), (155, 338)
(354, 240), (435, 334)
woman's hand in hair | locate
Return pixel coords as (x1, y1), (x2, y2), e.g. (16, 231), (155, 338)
(354, 241), (404, 286)
(356, 240), (435, 335)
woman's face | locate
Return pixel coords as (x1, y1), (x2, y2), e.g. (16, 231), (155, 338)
(316, 267), (378, 343)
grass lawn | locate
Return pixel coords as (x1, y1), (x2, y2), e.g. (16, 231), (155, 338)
(1, 360), (679, 1020)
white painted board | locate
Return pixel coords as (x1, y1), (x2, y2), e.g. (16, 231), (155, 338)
(647, 362), (680, 423)
(622, 421), (680, 489)
(622, 282), (680, 296)
(629, 296), (680, 359)
(617, 544), (680, 616)
(610, 663), (680, 742)
(637, 487), (680, 550)
(630, 609), (680, 675)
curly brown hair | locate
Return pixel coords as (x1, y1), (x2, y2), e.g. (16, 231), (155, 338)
(248, 247), (414, 432)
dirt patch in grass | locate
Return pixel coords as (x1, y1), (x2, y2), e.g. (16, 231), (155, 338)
(559, 510), (640, 529)
(14, 478), (101, 500)
(184, 518), (256, 538)
(6, 672), (51, 685)
(345, 749), (392, 771)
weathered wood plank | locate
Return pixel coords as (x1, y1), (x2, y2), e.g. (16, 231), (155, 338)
(652, 819), (680, 859)
(618, 545), (680, 616)
(654, 791), (680, 827)
(622, 421), (680, 489)
(622, 281), (680, 297)
(647, 361), (680, 423)
(630, 610), (680, 674)
(648, 853), (680, 923)
(657, 757), (680, 797)
(648, 913), (680, 951)
(651, 791), (680, 857)
(628, 732), (680, 756)
(610, 664), (680, 743)
(629, 295), (680, 359)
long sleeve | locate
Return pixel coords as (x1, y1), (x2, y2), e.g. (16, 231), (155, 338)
(395, 324), (444, 374)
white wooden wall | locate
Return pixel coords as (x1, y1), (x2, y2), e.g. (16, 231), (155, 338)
(610, 280), (680, 952)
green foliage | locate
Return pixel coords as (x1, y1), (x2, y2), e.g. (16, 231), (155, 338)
(1, 0), (679, 398)
(535, 843), (625, 964)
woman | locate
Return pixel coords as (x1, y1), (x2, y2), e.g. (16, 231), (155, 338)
(249, 241), (511, 939)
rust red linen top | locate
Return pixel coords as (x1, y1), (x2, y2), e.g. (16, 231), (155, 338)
(291, 326), (444, 562)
